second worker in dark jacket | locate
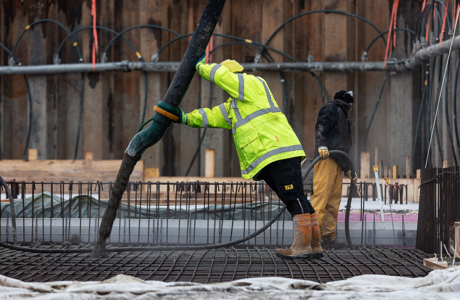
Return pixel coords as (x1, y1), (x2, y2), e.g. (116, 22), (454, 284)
(311, 90), (357, 244)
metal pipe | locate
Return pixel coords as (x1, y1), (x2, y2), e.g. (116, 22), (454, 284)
(2, 36), (460, 76)
(391, 35), (460, 72)
(0, 61), (389, 74)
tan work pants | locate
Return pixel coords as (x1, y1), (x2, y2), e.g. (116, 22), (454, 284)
(310, 158), (342, 241)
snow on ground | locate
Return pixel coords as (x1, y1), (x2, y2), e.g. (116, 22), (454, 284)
(0, 267), (459, 299)
(338, 197), (420, 213)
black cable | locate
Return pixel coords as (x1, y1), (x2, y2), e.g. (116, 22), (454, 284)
(103, 24), (190, 59)
(434, 0), (452, 32)
(0, 150), (355, 253)
(12, 20), (85, 160)
(73, 73), (85, 160)
(413, 72), (428, 174)
(57, 26), (138, 59)
(13, 19), (82, 60)
(417, 4), (443, 41)
(443, 56), (458, 166)
(84, 25), (180, 126)
(365, 28), (415, 54)
(0, 43), (33, 160)
(434, 55), (444, 163)
(359, 74), (387, 154)
(56, 26), (149, 155)
(425, 57), (435, 168)
(264, 10), (387, 51)
(453, 53), (460, 162)
(153, 32), (329, 101)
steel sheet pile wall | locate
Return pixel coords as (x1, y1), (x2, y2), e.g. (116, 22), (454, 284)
(416, 167), (460, 253)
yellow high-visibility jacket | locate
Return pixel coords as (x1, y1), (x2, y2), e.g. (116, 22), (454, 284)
(186, 62), (305, 180)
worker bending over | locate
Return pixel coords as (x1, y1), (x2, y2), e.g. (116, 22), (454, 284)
(175, 55), (322, 259)
(311, 90), (357, 246)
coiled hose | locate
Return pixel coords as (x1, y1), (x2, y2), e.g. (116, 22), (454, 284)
(0, 150), (354, 253)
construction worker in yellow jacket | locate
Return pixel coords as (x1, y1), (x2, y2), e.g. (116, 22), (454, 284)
(174, 54), (323, 259)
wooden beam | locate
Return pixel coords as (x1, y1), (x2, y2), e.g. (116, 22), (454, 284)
(84, 151), (94, 161)
(416, 169), (421, 179)
(443, 160), (448, 168)
(205, 148), (215, 178)
(375, 146), (378, 166)
(0, 159), (144, 182)
(360, 152), (370, 178)
(144, 168), (159, 178)
(28, 149), (38, 161)
(423, 258), (448, 270)
(406, 156), (410, 178)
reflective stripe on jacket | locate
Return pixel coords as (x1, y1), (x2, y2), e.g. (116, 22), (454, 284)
(186, 62), (305, 180)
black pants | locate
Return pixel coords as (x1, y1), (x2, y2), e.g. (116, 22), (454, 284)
(257, 157), (315, 216)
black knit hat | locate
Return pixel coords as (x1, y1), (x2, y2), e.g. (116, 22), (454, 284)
(334, 90), (354, 103)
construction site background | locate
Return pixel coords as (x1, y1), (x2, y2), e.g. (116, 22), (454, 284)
(0, 0), (458, 179)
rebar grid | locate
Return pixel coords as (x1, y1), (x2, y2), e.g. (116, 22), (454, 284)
(0, 246), (430, 283)
(0, 181), (293, 247)
(416, 167), (460, 253)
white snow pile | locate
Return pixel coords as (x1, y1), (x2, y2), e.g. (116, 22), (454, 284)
(0, 266), (459, 299)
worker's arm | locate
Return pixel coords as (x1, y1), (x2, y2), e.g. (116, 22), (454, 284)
(196, 60), (241, 100)
(185, 101), (232, 129)
(315, 104), (338, 149)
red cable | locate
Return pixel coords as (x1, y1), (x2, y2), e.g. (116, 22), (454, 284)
(393, 0), (400, 48)
(384, 1), (397, 68)
(205, 35), (214, 63)
(91, 0), (99, 71)
(455, 3), (460, 29)
(426, 3), (431, 44)
(440, 0), (449, 46)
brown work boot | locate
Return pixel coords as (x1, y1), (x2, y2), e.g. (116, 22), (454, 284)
(276, 213), (313, 259)
(310, 213), (324, 258)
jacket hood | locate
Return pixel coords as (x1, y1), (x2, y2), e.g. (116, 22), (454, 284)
(333, 99), (352, 114)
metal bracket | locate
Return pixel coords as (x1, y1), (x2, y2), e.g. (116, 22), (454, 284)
(53, 53), (61, 65)
(361, 50), (368, 62)
(253, 53), (262, 64)
(307, 52), (314, 63)
(151, 52), (159, 62)
(8, 56), (15, 66)
(120, 60), (130, 72)
(101, 52), (108, 63)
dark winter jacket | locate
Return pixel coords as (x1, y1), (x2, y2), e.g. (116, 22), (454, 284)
(314, 99), (352, 171)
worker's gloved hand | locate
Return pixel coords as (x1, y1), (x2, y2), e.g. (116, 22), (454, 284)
(346, 170), (358, 185)
(174, 108), (187, 125)
(195, 53), (206, 70)
(318, 146), (329, 160)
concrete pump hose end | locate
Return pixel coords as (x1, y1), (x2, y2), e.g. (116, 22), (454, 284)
(302, 150), (356, 249)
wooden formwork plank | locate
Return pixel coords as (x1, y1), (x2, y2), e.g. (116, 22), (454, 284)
(0, 159), (144, 182)
(423, 258), (448, 270)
